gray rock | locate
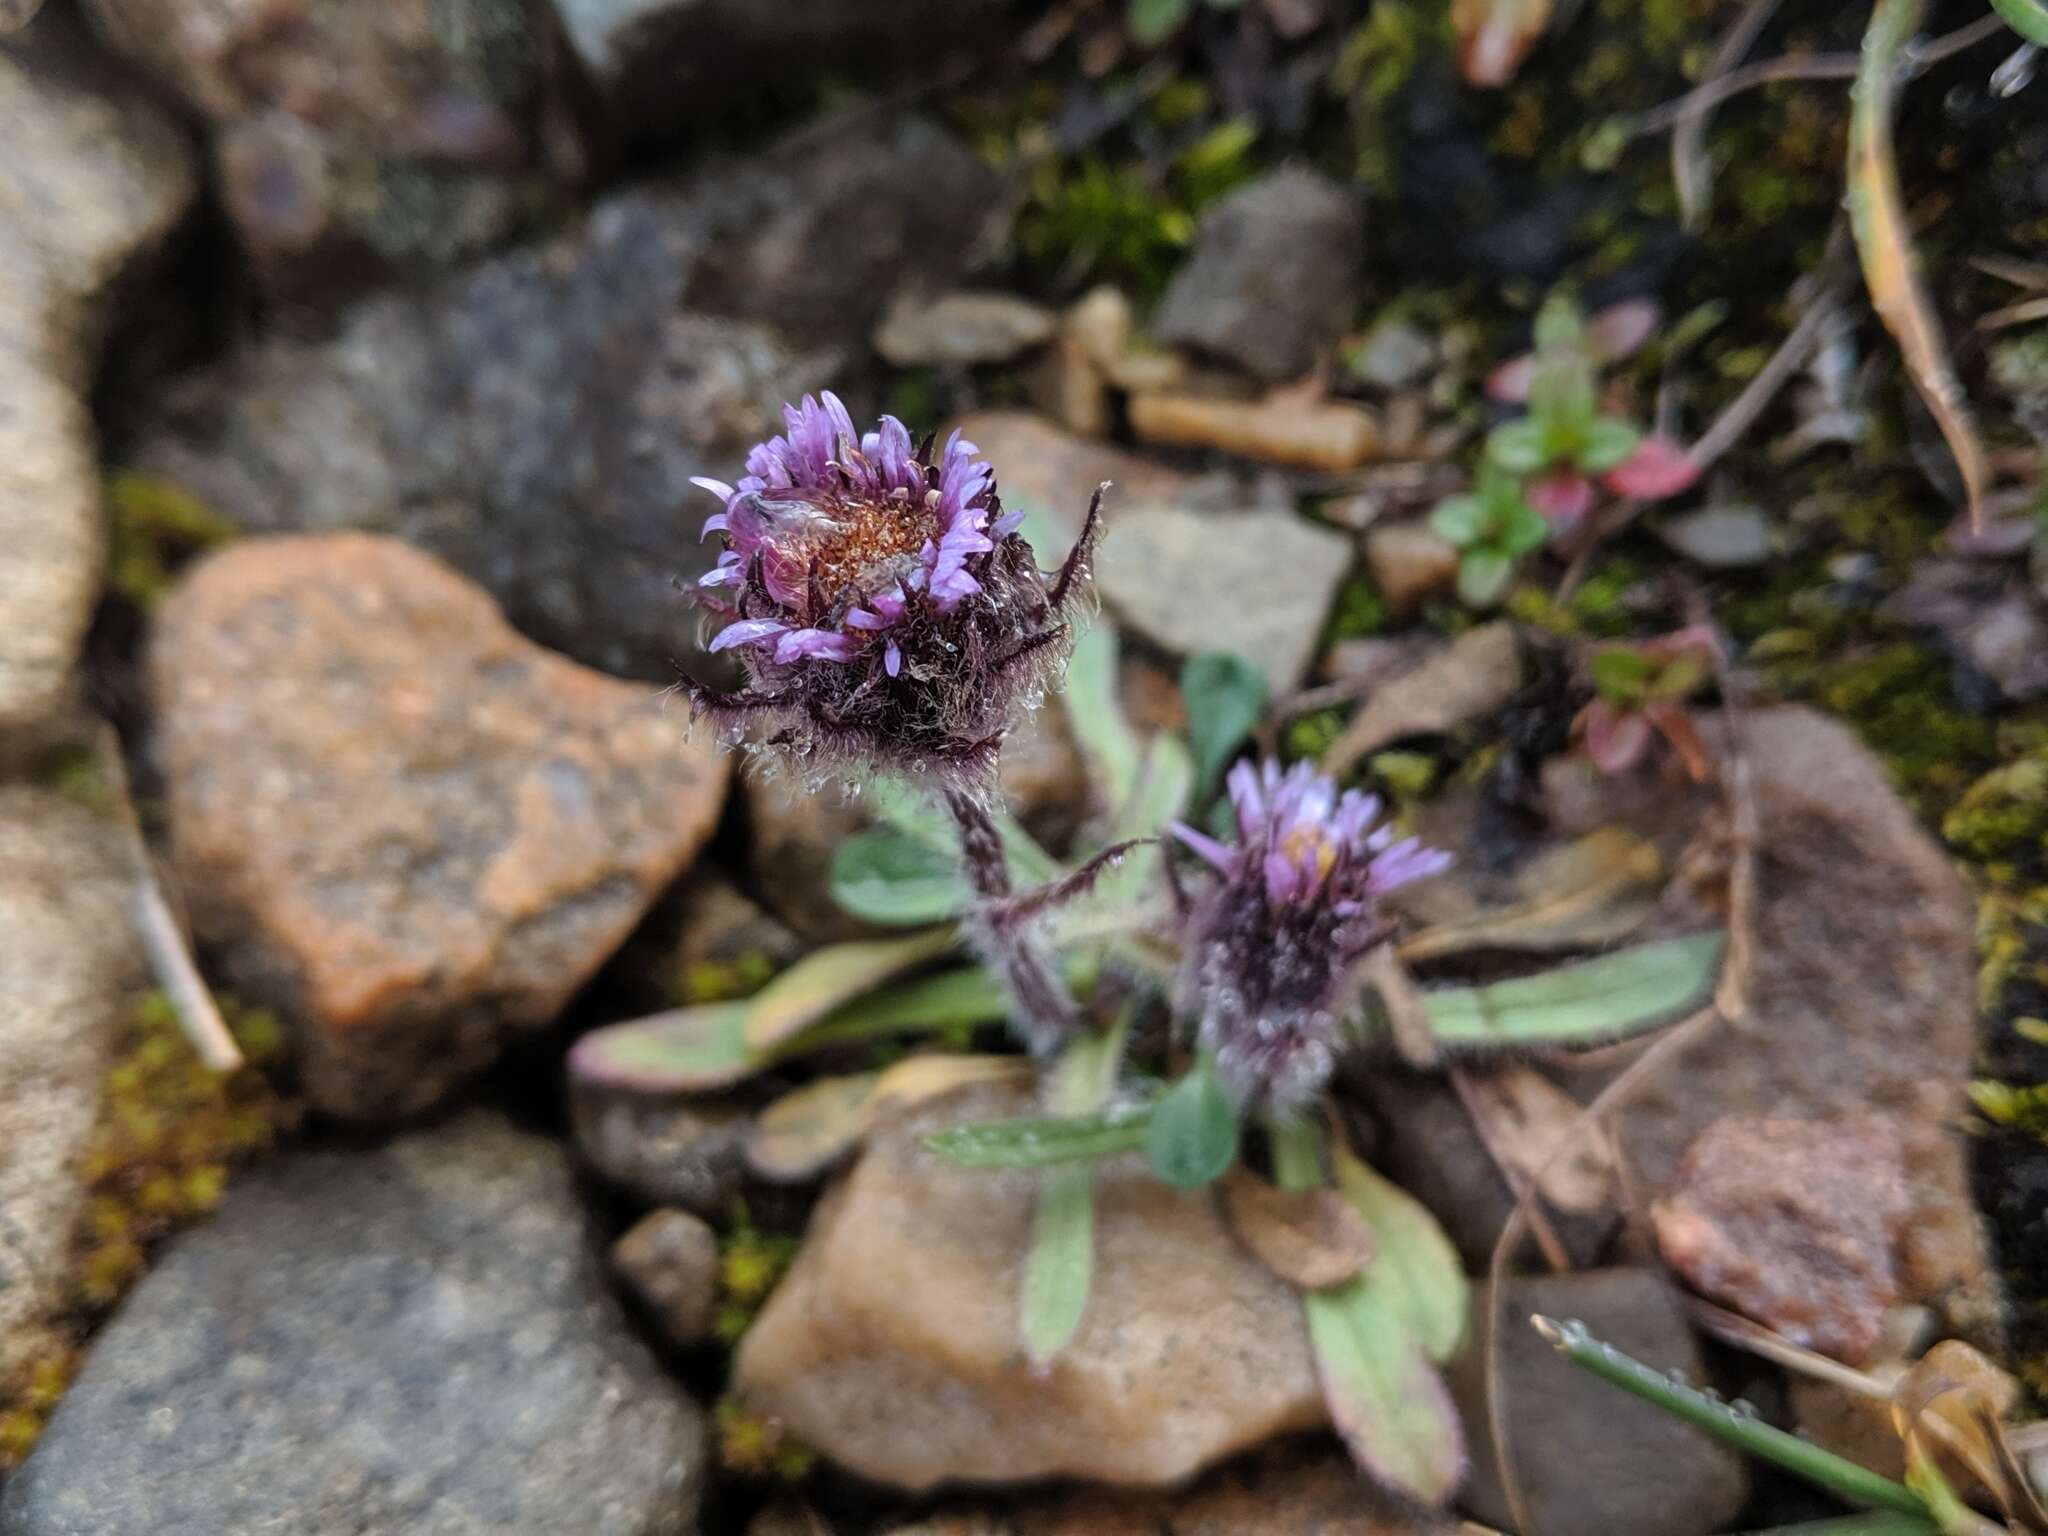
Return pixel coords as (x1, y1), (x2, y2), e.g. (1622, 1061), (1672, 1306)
(1154, 169), (1364, 383)
(1884, 559), (2048, 703)
(873, 289), (1058, 367)
(1095, 503), (1353, 696)
(617, 865), (804, 1013)
(554, 0), (1009, 139)
(0, 1113), (707, 1536)
(0, 788), (148, 1376)
(1658, 505), (1772, 569)
(1446, 1268), (1749, 1536)
(612, 1207), (721, 1348)
(125, 112), (999, 681)
(1351, 317), (1437, 392)
(83, 0), (557, 304)
(0, 11), (196, 734)
(572, 1079), (754, 1216)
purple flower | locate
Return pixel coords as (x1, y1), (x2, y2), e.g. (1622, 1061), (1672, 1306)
(684, 393), (1100, 787)
(1169, 760), (1449, 1112)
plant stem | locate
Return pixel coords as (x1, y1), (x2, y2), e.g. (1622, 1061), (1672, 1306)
(1267, 1114), (1323, 1192)
(945, 788), (1079, 1049)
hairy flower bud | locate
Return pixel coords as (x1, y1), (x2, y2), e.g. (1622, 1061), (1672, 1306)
(684, 393), (1100, 789)
(1169, 760), (1449, 1112)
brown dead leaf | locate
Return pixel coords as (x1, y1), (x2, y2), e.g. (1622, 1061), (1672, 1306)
(1321, 622), (1521, 779)
(1890, 1340), (2044, 1527)
(746, 1055), (1028, 1182)
(1461, 1064), (1616, 1215)
(1128, 391), (1378, 471)
(1362, 943), (1439, 1069)
(1398, 828), (1663, 963)
(1222, 1165), (1376, 1290)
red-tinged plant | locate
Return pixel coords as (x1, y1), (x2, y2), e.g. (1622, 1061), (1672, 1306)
(1573, 626), (1721, 780)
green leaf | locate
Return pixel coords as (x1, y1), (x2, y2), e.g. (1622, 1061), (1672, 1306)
(1422, 932), (1724, 1048)
(1533, 295), (1586, 353)
(567, 1001), (756, 1091)
(1993, 0), (2048, 46)
(1182, 651), (1268, 797)
(1533, 1315), (1927, 1515)
(1498, 497), (1551, 558)
(796, 964), (1015, 1048)
(1591, 646), (1655, 701)
(1269, 1120), (1464, 1505)
(742, 927), (958, 1051)
(1144, 1055), (1240, 1189)
(1328, 1140), (1468, 1361)
(1579, 415), (1642, 473)
(1061, 621), (1142, 814)
(871, 776), (1061, 888)
(924, 1102), (1154, 1168)
(1457, 547), (1515, 608)
(1128, 0), (1194, 44)
(830, 829), (968, 925)
(1485, 418), (1551, 475)
(1428, 494), (1487, 548)
(1022, 1017), (1130, 1364)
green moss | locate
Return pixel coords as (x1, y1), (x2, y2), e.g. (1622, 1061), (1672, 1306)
(1815, 644), (1997, 811)
(1944, 757), (2048, 861)
(673, 950), (780, 1008)
(714, 1396), (816, 1482)
(105, 471), (239, 609)
(713, 1204), (800, 1346)
(0, 990), (297, 1470)
(1284, 708), (1346, 763)
(1325, 574), (1389, 642)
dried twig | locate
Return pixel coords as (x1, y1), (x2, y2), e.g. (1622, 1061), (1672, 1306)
(1674, 0), (1781, 229)
(94, 725), (244, 1073)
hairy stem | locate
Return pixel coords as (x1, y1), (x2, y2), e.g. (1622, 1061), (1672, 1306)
(945, 789), (1079, 1050)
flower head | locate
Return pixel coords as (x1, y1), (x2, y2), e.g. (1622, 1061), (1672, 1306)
(685, 393), (1100, 786)
(1169, 760), (1449, 1112)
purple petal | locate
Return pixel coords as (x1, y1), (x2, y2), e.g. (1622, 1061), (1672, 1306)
(708, 618), (789, 652)
(699, 512), (730, 540)
(773, 627), (859, 664)
(690, 475), (737, 503)
(1168, 819), (1237, 873)
(884, 640), (902, 677)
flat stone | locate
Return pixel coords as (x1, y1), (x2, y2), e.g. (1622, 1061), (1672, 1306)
(1658, 505), (1772, 569)
(1351, 318), (1437, 392)
(1554, 707), (1998, 1339)
(1096, 504), (1352, 696)
(0, 11), (196, 734)
(126, 113), (998, 681)
(734, 1082), (1324, 1490)
(0, 1113), (707, 1535)
(1653, 1113), (1912, 1365)
(82, 0), (556, 303)
(874, 289), (1058, 367)
(149, 533), (730, 1122)
(1447, 1269), (1749, 1536)
(572, 1083), (753, 1217)
(1363, 521), (1459, 618)
(1154, 169), (1364, 383)
(612, 1207), (721, 1349)
(0, 788), (148, 1376)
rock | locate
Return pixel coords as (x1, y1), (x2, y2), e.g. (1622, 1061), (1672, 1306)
(1657, 505), (1772, 569)
(880, 1445), (1447, 1535)
(612, 1207), (721, 1348)
(149, 534), (730, 1122)
(1884, 559), (2048, 703)
(618, 865), (804, 1013)
(1127, 393), (1379, 471)
(82, 0), (555, 303)
(1321, 622), (1521, 778)
(953, 410), (1198, 527)
(1556, 707), (1998, 1339)
(1653, 1114), (1913, 1365)
(1446, 1269), (1749, 1536)
(1363, 521), (1460, 618)
(553, 0), (1007, 139)
(0, 1113), (707, 1535)
(0, 11), (196, 735)
(0, 789), (148, 1375)
(125, 112), (998, 681)
(572, 1079), (753, 1215)
(1153, 169), (1364, 383)
(1096, 505), (1352, 696)
(1351, 319), (1437, 393)
(874, 290), (1058, 367)
(734, 1082), (1323, 1490)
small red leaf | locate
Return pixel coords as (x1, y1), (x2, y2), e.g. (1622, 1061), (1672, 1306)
(1527, 470), (1594, 527)
(1602, 434), (1700, 501)
(1579, 702), (1653, 776)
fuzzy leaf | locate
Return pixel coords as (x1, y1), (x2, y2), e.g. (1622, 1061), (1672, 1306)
(1422, 932), (1723, 1048)
(742, 927), (958, 1051)
(1303, 1284), (1468, 1506)
(1182, 652), (1268, 797)
(1457, 547), (1515, 608)
(1061, 620), (1143, 814)
(1145, 1055), (1241, 1189)
(1429, 494), (1488, 548)
(830, 829), (968, 925)
(925, 1101), (1154, 1168)
(1328, 1139), (1468, 1361)
(871, 776), (1061, 888)
(1994, 0), (2048, 43)
(567, 1001), (756, 1091)
(1023, 1020), (1128, 1363)
(748, 1054), (1028, 1182)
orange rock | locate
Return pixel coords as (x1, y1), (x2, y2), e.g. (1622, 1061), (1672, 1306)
(150, 533), (729, 1121)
